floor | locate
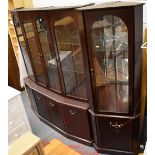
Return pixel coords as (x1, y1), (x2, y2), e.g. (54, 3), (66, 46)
(21, 91), (102, 155)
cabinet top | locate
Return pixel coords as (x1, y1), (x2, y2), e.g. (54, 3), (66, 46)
(77, 1), (144, 10)
(11, 1), (144, 12)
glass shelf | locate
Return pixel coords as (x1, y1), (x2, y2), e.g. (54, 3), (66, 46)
(54, 16), (87, 99)
(92, 15), (129, 113)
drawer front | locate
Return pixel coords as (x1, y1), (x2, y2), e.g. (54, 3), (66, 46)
(48, 100), (64, 130)
(33, 91), (50, 122)
(96, 116), (132, 151)
(8, 98), (21, 116)
(61, 105), (91, 141)
(8, 107), (22, 122)
(8, 123), (27, 145)
(8, 115), (24, 132)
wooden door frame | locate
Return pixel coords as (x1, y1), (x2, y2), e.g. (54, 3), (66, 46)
(83, 7), (135, 116)
(48, 10), (91, 102)
(19, 11), (49, 88)
(12, 11), (38, 83)
(31, 11), (64, 94)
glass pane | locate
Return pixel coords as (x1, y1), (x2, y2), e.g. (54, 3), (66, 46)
(36, 17), (61, 91)
(54, 16), (87, 99)
(23, 20), (47, 85)
(92, 15), (128, 113)
(13, 16), (34, 81)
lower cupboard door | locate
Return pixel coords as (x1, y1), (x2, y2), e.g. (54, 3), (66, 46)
(61, 105), (91, 141)
(96, 117), (132, 151)
(48, 101), (64, 130)
(33, 91), (50, 122)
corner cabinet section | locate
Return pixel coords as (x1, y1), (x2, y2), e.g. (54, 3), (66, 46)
(90, 113), (141, 154)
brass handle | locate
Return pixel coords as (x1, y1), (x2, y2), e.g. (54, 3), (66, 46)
(110, 122), (123, 129)
(91, 68), (94, 76)
(38, 53), (43, 57)
(50, 102), (55, 107)
(70, 110), (76, 115)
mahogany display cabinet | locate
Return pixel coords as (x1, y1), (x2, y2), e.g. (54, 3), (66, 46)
(11, 1), (146, 154)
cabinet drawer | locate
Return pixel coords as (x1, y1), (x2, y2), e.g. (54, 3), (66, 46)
(8, 99), (21, 115)
(8, 106), (23, 121)
(61, 105), (91, 141)
(96, 116), (132, 151)
(8, 115), (23, 132)
(8, 123), (27, 144)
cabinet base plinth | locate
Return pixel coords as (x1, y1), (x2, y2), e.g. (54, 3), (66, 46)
(93, 143), (143, 155)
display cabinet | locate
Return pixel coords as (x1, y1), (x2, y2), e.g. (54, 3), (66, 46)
(11, 1), (145, 154)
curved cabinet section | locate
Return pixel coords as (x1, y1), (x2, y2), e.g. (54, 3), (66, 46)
(24, 77), (93, 145)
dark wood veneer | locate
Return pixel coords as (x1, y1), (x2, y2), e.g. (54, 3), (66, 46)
(24, 78), (89, 109)
(12, 3), (145, 154)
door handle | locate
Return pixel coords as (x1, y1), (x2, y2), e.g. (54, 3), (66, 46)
(110, 122), (123, 129)
(50, 102), (55, 107)
(91, 68), (94, 76)
(70, 110), (76, 115)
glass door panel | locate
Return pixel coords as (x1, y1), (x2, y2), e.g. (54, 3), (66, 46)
(92, 15), (128, 113)
(36, 17), (61, 91)
(54, 16), (87, 99)
(23, 20), (47, 86)
(13, 15), (34, 81)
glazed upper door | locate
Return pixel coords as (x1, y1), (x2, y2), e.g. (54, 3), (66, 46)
(19, 13), (48, 87)
(12, 12), (35, 81)
(49, 11), (88, 100)
(84, 8), (134, 114)
(33, 12), (61, 92)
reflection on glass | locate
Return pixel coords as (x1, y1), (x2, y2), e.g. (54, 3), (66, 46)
(54, 16), (87, 99)
(23, 20), (46, 85)
(36, 17), (61, 91)
(13, 16), (34, 80)
(92, 15), (128, 113)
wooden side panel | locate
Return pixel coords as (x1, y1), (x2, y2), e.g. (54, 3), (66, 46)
(8, 34), (21, 91)
(133, 6), (143, 114)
